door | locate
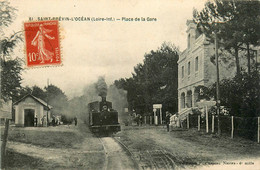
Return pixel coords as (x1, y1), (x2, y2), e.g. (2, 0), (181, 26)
(24, 109), (35, 127)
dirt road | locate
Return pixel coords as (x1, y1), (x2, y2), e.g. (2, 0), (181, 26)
(7, 138), (105, 169)
(7, 137), (137, 170)
(5, 124), (137, 169)
(115, 126), (260, 170)
(4, 124), (260, 169)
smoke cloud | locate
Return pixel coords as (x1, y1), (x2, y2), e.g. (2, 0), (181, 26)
(65, 76), (128, 125)
(95, 76), (107, 97)
(107, 84), (128, 124)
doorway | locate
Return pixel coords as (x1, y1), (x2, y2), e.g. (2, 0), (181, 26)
(24, 109), (35, 127)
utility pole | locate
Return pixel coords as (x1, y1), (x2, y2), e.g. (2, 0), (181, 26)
(215, 30), (221, 135)
(256, 50), (258, 71)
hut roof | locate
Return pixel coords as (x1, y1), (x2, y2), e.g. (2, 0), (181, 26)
(14, 94), (53, 110)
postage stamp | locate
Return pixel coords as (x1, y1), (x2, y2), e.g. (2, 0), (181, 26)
(24, 20), (61, 67)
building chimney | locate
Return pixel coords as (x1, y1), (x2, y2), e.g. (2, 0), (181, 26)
(186, 20), (196, 49)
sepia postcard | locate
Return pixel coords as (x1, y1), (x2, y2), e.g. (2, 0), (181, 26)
(1, 0), (259, 169)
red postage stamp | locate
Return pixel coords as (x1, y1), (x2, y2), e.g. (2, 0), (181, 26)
(24, 20), (61, 67)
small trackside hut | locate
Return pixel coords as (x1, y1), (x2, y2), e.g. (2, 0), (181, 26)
(88, 96), (120, 133)
(14, 94), (52, 127)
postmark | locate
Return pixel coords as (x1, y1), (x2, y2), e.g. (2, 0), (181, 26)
(24, 20), (61, 67)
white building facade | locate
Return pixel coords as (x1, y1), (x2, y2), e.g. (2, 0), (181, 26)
(14, 94), (52, 127)
(178, 20), (216, 114)
(178, 20), (260, 118)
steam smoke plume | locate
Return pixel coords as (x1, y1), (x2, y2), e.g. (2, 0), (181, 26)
(95, 76), (107, 97)
(66, 76), (128, 125)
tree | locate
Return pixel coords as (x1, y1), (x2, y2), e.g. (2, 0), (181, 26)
(45, 84), (68, 115)
(205, 70), (260, 117)
(115, 42), (179, 114)
(0, 58), (23, 101)
(203, 70), (260, 139)
(0, 0), (22, 60)
(115, 77), (140, 112)
(235, 1), (260, 73)
(142, 42), (179, 112)
(0, 32), (23, 60)
(31, 85), (47, 100)
(0, 2), (23, 165)
(0, 1), (16, 29)
(193, 0), (260, 76)
(0, 1), (23, 102)
(16, 86), (32, 99)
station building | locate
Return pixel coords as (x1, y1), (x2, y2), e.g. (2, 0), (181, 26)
(14, 94), (52, 127)
(177, 20), (236, 117)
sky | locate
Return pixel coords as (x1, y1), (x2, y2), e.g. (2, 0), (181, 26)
(8, 0), (206, 98)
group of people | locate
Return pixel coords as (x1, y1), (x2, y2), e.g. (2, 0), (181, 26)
(165, 111), (180, 132)
(133, 112), (143, 126)
(34, 115), (78, 127)
(128, 111), (143, 126)
(40, 115), (61, 127)
(128, 110), (180, 130)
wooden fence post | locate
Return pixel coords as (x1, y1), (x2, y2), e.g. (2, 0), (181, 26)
(187, 114), (189, 129)
(1, 118), (10, 166)
(231, 116), (234, 139)
(150, 116), (152, 125)
(144, 116), (147, 125)
(206, 106), (209, 133)
(212, 115), (215, 133)
(257, 117), (260, 143)
(198, 115), (200, 131)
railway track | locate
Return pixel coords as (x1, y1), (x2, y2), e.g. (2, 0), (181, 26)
(98, 136), (176, 170)
(98, 136), (137, 170)
(132, 150), (176, 170)
(113, 137), (176, 170)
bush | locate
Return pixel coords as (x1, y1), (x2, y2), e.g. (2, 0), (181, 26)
(205, 70), (260, 117)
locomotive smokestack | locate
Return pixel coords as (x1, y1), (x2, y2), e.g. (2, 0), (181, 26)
(101, 96), (106, 102)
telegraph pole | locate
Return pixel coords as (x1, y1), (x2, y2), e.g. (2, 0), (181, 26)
(214, 30), (221, 135)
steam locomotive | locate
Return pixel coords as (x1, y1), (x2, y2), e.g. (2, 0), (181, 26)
(88, 96), (120, 133)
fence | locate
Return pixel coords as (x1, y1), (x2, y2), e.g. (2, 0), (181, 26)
(127, 116), (155, 125)
(129, 114), (260, 143)
(183, 113), (260, 143)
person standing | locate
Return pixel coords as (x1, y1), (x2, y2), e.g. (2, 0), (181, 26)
(136, 114), (140, 126)
(165, 111), (171, 132)
(41, 116), (45, 127)
(34, 117), (38, 127)
(74, 117), (77, 126)
(139, 114), (142, 126)
(52, 117), (55, 127)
